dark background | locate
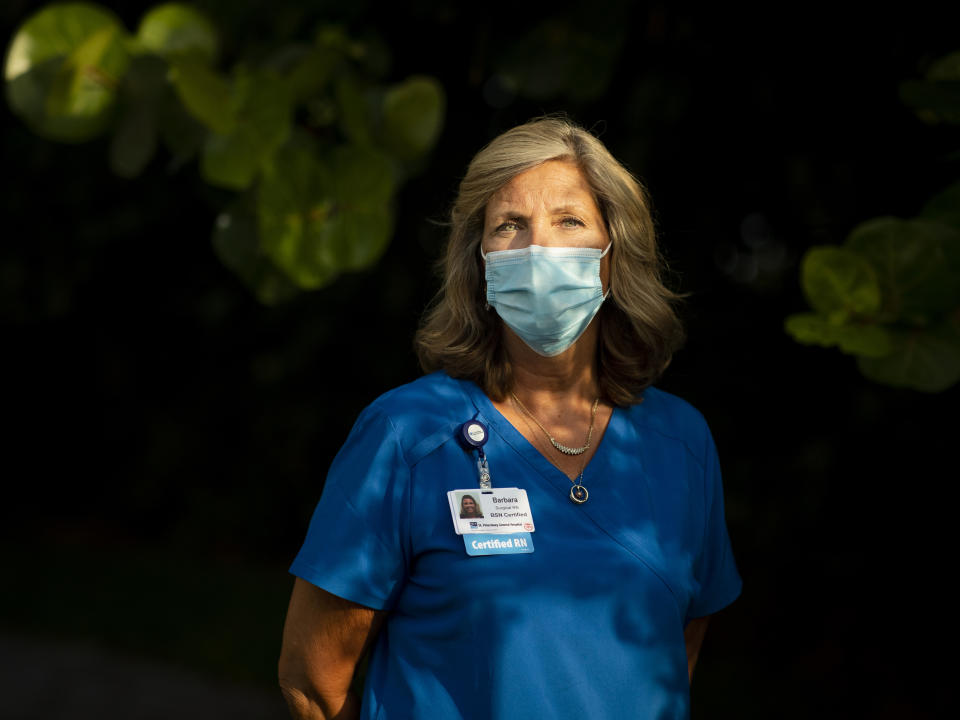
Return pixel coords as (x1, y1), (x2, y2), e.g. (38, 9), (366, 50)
(1, 1), (957, 718)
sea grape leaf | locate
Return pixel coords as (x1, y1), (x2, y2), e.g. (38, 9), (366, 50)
(5, 3), (129, 142)
(335, 72), (371, 145)
(784, 313), (894, 358)
(900, 50), (960, 125)
(200, 68), (292, 190)
(315, 25), (363, 59)
(258, 136), (394, 288)
(257, 137), (338, 289)
(800, 246), (881, 320)
(316, 145), (394, 270)
(857, 321), (960, 392)
(899, 79), (960, 124)
(212, 198), (300, 306)
(846, 217), (960, 319)
(920, 182), (960, 232)
(167, 56), (234, 133)
(157, 84), (206, 169)
(5, 3), (122, 79)
(109, 54), (167, 178)
(381, 75), (445, 162)
(135, 3), (219, 64)
(264, 44), (339, 104)
(927, 51), (960, 82)
(323, 143), (394, 208)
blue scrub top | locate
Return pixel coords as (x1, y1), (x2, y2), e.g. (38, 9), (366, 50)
(291, 371), (741, 720)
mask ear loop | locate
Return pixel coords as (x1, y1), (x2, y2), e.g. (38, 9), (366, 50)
(479, 243), (492, 310)
(600, 241), (612, 299)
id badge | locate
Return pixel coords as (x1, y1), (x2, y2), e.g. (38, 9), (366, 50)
(447, 488), (535, 534)
(447, 488), (536, 556)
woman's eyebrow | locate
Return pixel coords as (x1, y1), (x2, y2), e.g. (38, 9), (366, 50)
(488, 203), (590, 220)
(488, 208), (528, 222)
(550, 203), (590, 215)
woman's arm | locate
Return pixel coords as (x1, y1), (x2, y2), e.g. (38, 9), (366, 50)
(279, 578), (386, 720)
(684, 615), (711, 683)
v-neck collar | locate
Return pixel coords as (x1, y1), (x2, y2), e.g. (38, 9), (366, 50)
(456, 376), (682, 605)
(458, 379), (617, 498)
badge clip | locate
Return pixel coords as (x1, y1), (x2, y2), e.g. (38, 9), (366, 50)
(458, 420), (492, 491)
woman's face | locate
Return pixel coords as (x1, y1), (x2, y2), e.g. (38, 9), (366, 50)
(461, 497), (477, 513)
(481, 160), (611, 290)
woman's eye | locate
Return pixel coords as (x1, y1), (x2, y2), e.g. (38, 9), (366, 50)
(560, 217), (584, 228)
(496, 221), (519, 233)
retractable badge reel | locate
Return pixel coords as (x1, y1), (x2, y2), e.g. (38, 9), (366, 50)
(458, 420), (491, 490)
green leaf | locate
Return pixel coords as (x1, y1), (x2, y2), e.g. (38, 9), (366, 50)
(800, 246), (881, 320)
(920, 182), (960, 232)
(927, 51), (960, 82)
(785, 313), (894, 358)
(335, 72), (371, 145)
(257, 137), (337, 288)
(258, 136), (394, 288)
(200, 68), (293, 190)
(324, 144), (395, 208)
(263, 44), (339, 104)
(5, 2), (130, 142)
(857, 321), (960, 392)
(785, 313), (836, 347)
(211, 198), (300, 306)
(109, 54), (167, 178)
(167, 56), (234, 133)
(899, 79), (960, 125)
(380, 75), (445, 162)
(157, 83), (206, 169)
(846, 217), (960, 319)
(135, 3), (218, 64)
(315, 25), (364, 59)
(316, 144), (395, 271)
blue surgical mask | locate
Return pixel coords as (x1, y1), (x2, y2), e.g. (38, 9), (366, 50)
(482, 243), (612, 357)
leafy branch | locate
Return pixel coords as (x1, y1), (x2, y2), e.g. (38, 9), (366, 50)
(785, 51), (960, 392)
(4, 2), (446, 304)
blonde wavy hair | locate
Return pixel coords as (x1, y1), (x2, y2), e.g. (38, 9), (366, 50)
(415, 116), (684, 406)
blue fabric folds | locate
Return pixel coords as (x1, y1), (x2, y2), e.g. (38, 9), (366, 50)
(291, 371), (741, 720)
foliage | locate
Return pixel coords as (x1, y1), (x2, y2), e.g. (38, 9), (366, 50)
(899, 50), (960, 126)
(785, 50), (960, 393)
(4, 2), (445, 303)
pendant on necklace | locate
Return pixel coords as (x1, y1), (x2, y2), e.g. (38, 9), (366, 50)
(552, 438), (589, 455)
(569, 484), (589, 504)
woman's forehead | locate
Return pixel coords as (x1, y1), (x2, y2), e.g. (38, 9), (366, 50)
(488, 160), (597, 214)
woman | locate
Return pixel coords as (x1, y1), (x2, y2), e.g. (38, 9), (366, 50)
(279, 117), (741, 720)
(458, 494), (483, 519)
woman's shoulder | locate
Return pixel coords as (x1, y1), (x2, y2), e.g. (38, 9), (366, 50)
(622, 386), (713, 457)
(357, 371), (478, 465)
(369, 370), (473, 416)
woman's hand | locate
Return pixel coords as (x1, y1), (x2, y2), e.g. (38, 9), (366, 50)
(684, 615), (711, 684)
(279, 578), (386, 720)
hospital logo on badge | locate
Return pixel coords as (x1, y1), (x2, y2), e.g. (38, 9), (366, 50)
(523, 522), (533, 531)
(470, 521), (478, 528)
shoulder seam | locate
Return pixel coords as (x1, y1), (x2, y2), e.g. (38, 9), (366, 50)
(368, 379), (471, 467)
(379, 409), (415, 471)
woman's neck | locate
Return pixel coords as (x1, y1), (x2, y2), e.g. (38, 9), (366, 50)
(494, 323), (611, 481)
(504, 324), (600, 406)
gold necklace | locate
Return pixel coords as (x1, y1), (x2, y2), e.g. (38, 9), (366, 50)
(510, 392), (599, 456)
(510, 394), (594, 504)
